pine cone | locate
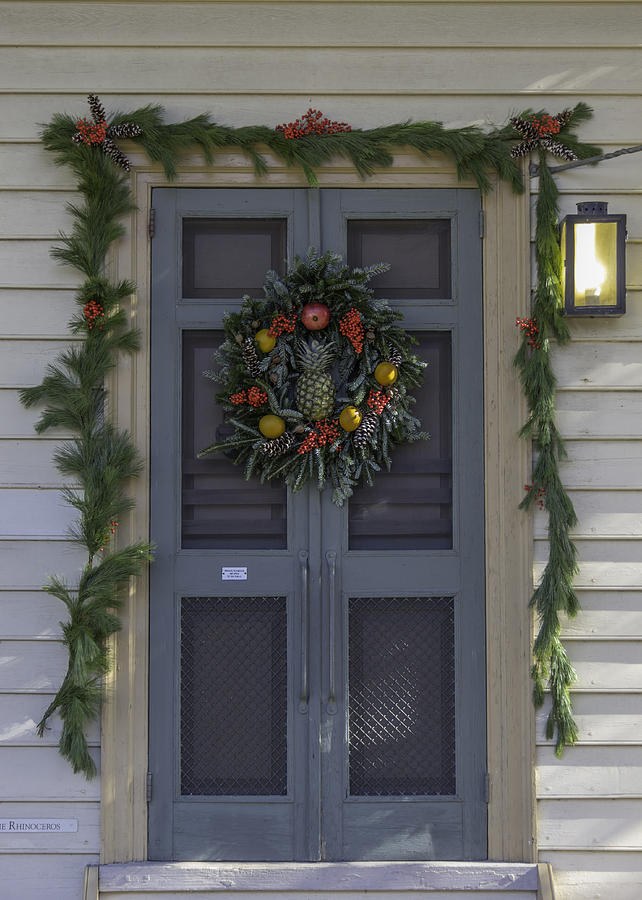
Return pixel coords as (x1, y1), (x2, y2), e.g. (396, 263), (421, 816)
(88, 93), (107, 124)
(353, 411), (378, 448)
(241, 337), (261, 377)
(109, 122), (143, 139)
(388, 346), (402, 367)
(260, 432), (294, 457)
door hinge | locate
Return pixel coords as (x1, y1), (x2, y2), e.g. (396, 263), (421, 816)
(146, 771), (153, 803)
(148, 208), (156, 240)
(483, 772), (490, 804)
(479, 209), (485, 240)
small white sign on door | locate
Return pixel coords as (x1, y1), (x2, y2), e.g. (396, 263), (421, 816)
(222, 567), (248, 581)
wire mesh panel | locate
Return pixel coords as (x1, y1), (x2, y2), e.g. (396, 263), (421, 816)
(348, 596), (455, 797)
(180, 596), (288, 796)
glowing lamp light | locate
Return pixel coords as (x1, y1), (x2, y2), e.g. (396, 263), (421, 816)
(561, 202), (626, 316)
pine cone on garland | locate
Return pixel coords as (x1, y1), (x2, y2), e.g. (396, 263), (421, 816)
(72, 93), (143, 172)
(353, 411), (378, 448)
(260, 432), (295, 457)
(509, 109), (577, 161)
(241, 337), (261, 377)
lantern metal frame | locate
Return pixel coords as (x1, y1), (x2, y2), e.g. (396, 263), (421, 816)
(560, 201), (627, 317)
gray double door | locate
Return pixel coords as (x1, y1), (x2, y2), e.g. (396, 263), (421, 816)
(148, 187), (486, 862)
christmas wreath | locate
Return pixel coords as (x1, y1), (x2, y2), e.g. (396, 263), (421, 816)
(199, 250), (427, 505)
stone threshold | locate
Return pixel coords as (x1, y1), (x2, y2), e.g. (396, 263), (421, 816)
(97, 861), (541, 893)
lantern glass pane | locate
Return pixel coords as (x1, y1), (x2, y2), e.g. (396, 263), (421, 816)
(573, 221), (618, 307)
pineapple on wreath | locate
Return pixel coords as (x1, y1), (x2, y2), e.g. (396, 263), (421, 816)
(198, 249), (428, 506)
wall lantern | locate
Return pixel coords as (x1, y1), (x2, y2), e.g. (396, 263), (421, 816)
(561, 202), (627, 316)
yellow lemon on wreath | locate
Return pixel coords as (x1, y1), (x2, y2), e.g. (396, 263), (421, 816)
(259, 414), (286, 439)
(339, 405), (363, 432)
(374, 361), (399, 386)
(255, 329), (276, 353)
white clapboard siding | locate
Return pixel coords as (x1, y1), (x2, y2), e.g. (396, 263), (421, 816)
(0, 540), (86, 590)
(535, 491), (642, 538)
(102, 894), (531, 900)
(0, 801), (100, 851)
(540, 640), (642, 692)
(0, 338), (82, 387)
(556, 389), (642, 437)
(0, 191), (76, 238)
(0, 440), (74, 486)
(0, 639), (68, 694)
(561, 591), (642, 638)
(0, 693), (99, 746)
(0, 390), (73, 439)
(555, 440), (642, 489)
(537, 693), (642, 745)
(0, 145), (77, 189)
(3, 1), (640, 49)
(0, 290), (77, 339)
(0, 488), (76, 537)
(2, 47), (641, 94)
(536, 746), (642, 797)
(531, 195), (642, 243)
(550, 340), (642, 389)
(0, 242), (80, 289)
(539, 851), (642, 900)
(0, 854), (97, 900)
(0, 747), (99, 800)
(538, 799), (642, 850)
(0, 592), (65, 639)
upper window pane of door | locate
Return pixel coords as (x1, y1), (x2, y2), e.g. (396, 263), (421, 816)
(183, 218), (287, 299)
(347, 219), (451, 300)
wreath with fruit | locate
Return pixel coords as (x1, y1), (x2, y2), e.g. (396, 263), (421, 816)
(199, 250), (427, 505)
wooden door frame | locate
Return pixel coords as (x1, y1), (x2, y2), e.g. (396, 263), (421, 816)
(103, 147), (534, 864)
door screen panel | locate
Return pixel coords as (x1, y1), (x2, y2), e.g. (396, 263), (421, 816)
(182, 218), (287, 299)
(182, 330), (287, 549)
(348, 332), (452, 551)
(180, 595), (288, 796)
(348, 596), (456, 797)
(347, 219), (451, 300)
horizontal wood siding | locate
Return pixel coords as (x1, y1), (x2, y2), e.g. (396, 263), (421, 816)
(0, 2), (639, 898)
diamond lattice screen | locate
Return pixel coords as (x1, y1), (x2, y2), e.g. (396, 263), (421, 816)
(181, 596), (288, 796)
(348, 596), (455, 796)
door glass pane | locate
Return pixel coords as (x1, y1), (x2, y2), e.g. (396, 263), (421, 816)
(347, 219), (451, 300)
(349, 332), (452, 550)
(182, 218), (287, 299)
(182, 331), (287, 549)
(348, 596), (455, 797)
(181, 596), (288, 796)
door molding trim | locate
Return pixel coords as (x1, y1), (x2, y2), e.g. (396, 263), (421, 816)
(103, 148), (533, 864)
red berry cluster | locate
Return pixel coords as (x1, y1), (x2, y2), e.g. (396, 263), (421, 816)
(229, 387), (268, 407)
(84, 299), (105, 330)
(527, 114), (561, 136)
(268, 311), (298, 337)
(99, 520), (119, 553)
(524, 484), (546, 511)
(516, 316), (541, 349)
(339, 308), (364, 355)
(75, 117), (108, 145)
(367, 389), (389, 414)
(297, 419), (341, 455)
(276, 108), (352, 140)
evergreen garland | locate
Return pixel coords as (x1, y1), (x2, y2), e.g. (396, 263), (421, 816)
(23, 95), (604, 775)
(20, 119), (154, 778)
(199, 250), (427, 505)
(513, 103), (601, 755)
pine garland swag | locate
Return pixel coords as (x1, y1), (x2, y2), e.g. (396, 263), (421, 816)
(24, 95), (605, 774)
(198, 250), (428, 506)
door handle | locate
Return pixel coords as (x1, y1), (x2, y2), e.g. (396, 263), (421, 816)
(298, 550), (309, 713)
(326, 551), (337, 715)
